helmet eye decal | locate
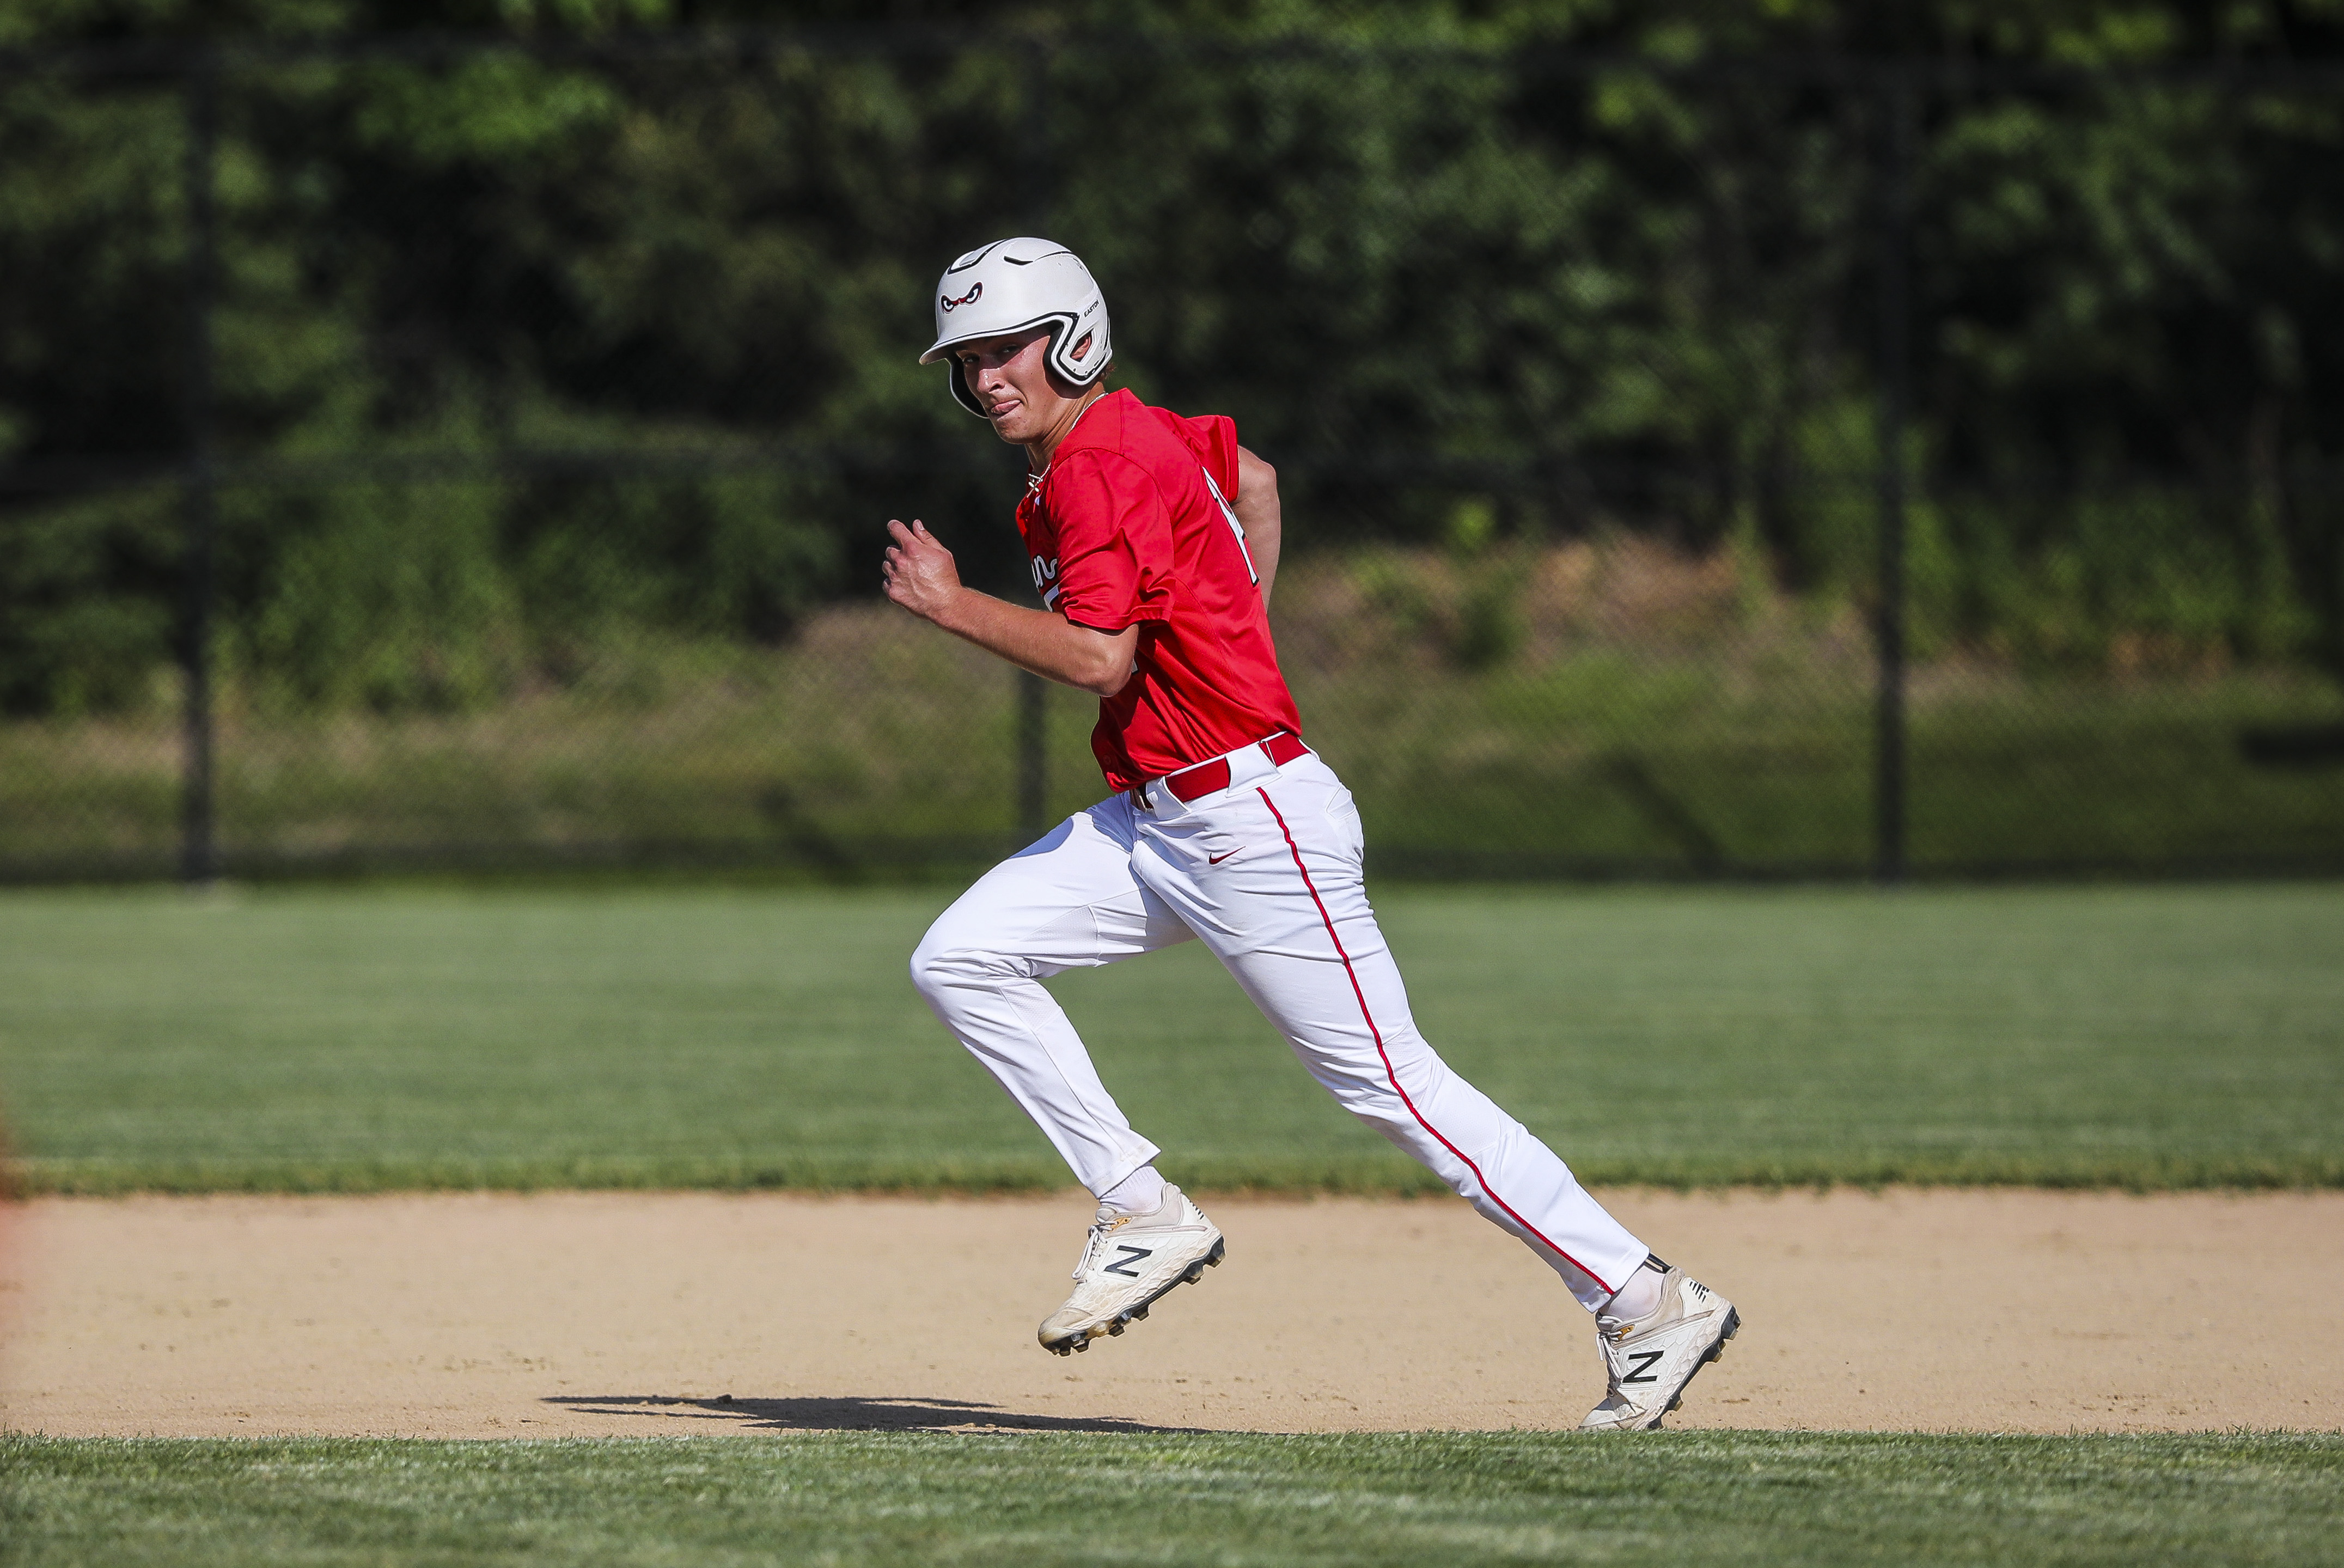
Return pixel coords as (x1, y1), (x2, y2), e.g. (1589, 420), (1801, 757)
(941, 282), (982, 312)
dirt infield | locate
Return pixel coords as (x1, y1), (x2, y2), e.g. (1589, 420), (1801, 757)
(2, 1189), (2338, 1437)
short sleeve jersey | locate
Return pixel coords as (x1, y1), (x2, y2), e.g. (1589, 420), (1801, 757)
(1016, 388), (1302, 791)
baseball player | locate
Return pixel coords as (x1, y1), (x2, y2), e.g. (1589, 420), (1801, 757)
(883, 238), (1738, 1430)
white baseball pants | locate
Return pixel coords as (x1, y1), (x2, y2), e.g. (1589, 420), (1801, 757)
(910, 743), (1650, 1311)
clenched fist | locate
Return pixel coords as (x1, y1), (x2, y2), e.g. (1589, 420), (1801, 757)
(882, 518), (963, 625)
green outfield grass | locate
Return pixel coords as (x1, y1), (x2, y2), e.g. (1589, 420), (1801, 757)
(1, 883), (2337, 1193)
(4, 1433), (2340, 1566)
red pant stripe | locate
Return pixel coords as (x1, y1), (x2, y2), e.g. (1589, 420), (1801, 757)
(1254, 786), (1617, 1297)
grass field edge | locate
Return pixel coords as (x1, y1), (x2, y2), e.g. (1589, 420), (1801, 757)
(4, 1430), (2343, 1451)
(10, 1153), (2342, 1198)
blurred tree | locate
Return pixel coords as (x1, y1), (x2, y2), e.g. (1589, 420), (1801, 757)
(0, 0), (2339, 710)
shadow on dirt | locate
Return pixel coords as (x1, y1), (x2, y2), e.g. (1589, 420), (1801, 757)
(541, 1393), (1218, 1434)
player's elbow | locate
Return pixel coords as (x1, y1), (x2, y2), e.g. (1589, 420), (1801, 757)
(1236, 448), (1278, 507)
(1077, 657), (1133, 698)
(1066, 626), (1137, 696)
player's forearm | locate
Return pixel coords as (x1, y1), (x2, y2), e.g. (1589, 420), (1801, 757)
(926, 588), (1137, 697)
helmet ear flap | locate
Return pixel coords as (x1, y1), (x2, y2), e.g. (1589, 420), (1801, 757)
(1047, 315), (1112, 389)
(946, 357), (987, 417)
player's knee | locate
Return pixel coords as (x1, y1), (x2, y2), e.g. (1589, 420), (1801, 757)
(907, 934), (956, 1002)
(908, 924), (1001, 1002)
(1355, 1101), (1428, 1149)
(1318, 1053), (1468, 1150)
(1313, 1070), (1419, 1140)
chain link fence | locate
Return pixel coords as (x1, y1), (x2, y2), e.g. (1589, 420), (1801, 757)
(3, 28), (2341, 881)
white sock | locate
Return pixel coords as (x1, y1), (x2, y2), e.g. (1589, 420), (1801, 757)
(1601, 1255), (1667, 1321)
(1098, 1164), (1167, 1216)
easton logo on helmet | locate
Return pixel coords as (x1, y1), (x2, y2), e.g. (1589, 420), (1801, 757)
(941, 282), (983, 312)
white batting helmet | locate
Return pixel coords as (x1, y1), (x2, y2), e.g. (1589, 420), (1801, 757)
(918, 237), (1113, 417)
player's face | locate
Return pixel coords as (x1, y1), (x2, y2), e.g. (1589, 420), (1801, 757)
(955, 330), (1084, 444)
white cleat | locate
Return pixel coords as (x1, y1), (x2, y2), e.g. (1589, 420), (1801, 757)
(1038, 1184), (1225, 1356)
(1578, 1265), (1741, 1431)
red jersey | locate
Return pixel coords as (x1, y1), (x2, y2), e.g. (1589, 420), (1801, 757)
(1016, 388), (1302, 791)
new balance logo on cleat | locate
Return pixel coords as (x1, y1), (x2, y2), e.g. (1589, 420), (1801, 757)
(1578, 1266), (1741, 1432)
(1037, 1186), (1225, 1356)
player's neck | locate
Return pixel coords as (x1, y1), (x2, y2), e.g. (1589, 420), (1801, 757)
(1025, 384), (1107, 475)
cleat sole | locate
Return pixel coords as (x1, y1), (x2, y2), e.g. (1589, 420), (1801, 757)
(1657, 1307), (1742, 1427)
